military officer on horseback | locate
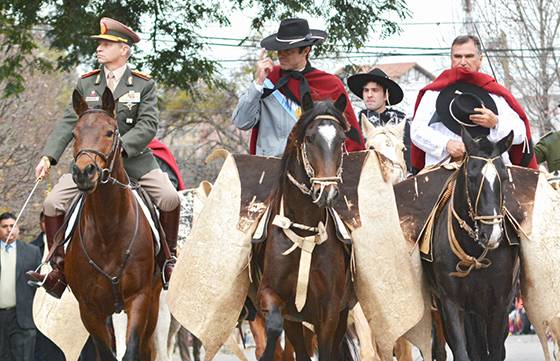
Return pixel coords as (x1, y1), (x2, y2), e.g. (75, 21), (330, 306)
(26, 17), (180, 297)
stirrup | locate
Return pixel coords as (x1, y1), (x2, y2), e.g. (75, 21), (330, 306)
(161, 256), (177, 289)
(26, 262), (49, 288)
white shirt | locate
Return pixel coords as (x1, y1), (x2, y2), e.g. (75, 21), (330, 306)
(411, 90), (527, 166)
(105, 64), (128, 88)
(0, 241), (17, 308)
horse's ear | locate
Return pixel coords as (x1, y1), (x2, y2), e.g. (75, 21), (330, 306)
(461, 127), (477, 154)
(361, 114), (374, 142)
(72, 90), (89, 116)
(496, 130), (514, 155)
(301, 92), (314, 113)
(334, 94), (347, 113)
(101, 87), (115, 116)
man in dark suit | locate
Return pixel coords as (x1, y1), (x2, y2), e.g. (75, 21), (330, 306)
(0, 212), (42, 361)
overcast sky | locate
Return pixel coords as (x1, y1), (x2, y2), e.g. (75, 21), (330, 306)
(197, 0), (476, 78)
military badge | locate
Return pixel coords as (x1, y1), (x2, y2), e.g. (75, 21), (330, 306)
(85, 90), (99, 102)
(119, 90), (141, 110)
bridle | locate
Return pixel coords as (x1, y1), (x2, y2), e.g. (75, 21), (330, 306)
(74, 109), (132, 189)
(288, 115), (345, 203)
(451, 154), (505, 242)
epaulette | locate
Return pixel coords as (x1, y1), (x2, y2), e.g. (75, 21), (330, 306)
(81, 69), (101, 79)
(131, 70), (151, 80)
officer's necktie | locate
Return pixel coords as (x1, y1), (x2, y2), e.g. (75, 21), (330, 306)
(107, 71), (117, 93)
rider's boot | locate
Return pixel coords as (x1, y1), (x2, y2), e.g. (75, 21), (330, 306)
(25, 214), (68, 298)
(159, 205), (180, 290)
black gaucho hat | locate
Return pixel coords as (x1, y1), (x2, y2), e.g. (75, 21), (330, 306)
(260, 18), (327, 51)
(347, 68), (404, 106)
(435, 82), (498, 138)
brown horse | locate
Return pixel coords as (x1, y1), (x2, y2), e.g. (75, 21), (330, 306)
(256, 93), (356, 361)
(65, 88), (162, 361)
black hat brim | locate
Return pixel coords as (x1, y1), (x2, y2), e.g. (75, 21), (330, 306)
(435, 82), (498, 138)
(260, 29), (327, 51)
(347, 73), (404, 105)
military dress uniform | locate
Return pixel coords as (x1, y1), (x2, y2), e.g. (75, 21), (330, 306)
(535, 131), (560, 172)
(26, 17), (180, 298)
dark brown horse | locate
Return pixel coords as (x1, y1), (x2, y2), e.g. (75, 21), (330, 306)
(66, 88), (162, 361)
(256, 93), (356, 361)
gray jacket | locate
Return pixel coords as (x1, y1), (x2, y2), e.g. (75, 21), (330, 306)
(232, 82), (299, 156)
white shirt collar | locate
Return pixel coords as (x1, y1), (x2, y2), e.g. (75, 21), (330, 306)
(0, 240), (16, 252)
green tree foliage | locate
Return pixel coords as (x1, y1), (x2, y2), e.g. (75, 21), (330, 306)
(0, 0), (409, 97)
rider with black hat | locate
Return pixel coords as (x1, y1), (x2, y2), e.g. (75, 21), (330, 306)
(410, 35), (537, 171)
(232, 18), (364, 156)
(347, 67), (412, 172)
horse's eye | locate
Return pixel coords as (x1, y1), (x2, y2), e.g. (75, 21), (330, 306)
(71, 131), (76, 138)
(106, 130), (114, 137)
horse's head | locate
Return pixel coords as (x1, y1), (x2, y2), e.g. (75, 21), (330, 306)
(71, 88), (119, 193)
(461, 129), (514, 249)
(362, 118), (406, 183)
(286, 93), (350, 207)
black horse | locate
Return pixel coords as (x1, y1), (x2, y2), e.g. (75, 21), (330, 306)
(424, 129), (519, 361)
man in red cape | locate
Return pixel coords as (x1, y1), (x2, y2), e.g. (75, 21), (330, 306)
(232, 18), (364, 156)
(410, 35), (537, 172)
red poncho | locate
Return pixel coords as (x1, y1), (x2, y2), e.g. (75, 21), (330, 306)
(249, 65), (364, 155)
(411, 67), (537, 170)
(148, 138), (186, 190)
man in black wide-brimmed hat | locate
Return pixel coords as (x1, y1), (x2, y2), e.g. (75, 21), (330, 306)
(347, 67), (412, 172)
(232, 18), (364, 156)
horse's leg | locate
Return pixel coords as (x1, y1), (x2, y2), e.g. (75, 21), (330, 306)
(464, 313), (487, 361)
(439, 298), (470, 361)
(394, 337), (413, 361)
(141, 289), (162, 361)
(166, 316), (181, 358)
(431, 309), (448, 361)
(333, 308), (354, 361)
(249, 314), (268, 359)
(284, 320), (311, 361)
(122, 293), (152, 361)
(485, 309), (510, 361)
(352, 303), (379, 361)
(283, 337), (295, 361)
(80, 309), (117, 361)
(192, 334), (201, 361)
(258, 288), (284, 361)
(315, 308), (348, 361)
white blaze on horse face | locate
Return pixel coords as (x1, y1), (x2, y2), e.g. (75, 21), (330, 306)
(481, 162), (502, 247)
(317, 124), (338, 150)
(482, 162), (498, 192)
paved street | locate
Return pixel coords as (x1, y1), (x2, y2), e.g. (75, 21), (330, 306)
(172, 334), (551, 360)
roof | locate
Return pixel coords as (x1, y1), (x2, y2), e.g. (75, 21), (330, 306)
(338, 62), (436, 82)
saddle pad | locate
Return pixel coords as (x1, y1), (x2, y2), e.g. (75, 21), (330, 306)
(62, 190), (161, 254)
(233, 151), (368, 233)
(393, 165), (540, 260)
(168, 151), (428, 360)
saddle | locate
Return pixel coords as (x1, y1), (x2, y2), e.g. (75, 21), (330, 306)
(232, 152), (368, 243)
(56, 183), (162, 254)
(393, 165), (540, 262)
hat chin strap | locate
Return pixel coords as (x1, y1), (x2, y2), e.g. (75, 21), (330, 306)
(449, 97), (478, 128)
